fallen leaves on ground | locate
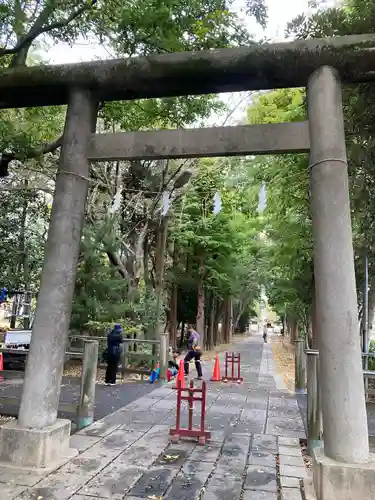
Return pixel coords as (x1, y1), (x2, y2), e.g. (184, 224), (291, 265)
(163, 454), (179, 460)
(271, 336), (295, 392)
(0, 415), (13, 426)
(63, 361), (143, 384)
(276, 454), (281, 496)
(204, 334), (248, 361)
(300, 439), (312, 470)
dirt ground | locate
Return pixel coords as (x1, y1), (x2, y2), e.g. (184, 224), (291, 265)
(203, 334), (248, 361)
(4, 332), (248, 384)
(0, 415), (13, 425)
(63, 360), (147, 384)
(270, 335), (295, 392)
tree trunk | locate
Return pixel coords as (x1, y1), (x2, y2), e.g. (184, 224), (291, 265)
(168, 285), (178, 348)
(10, 295), (18, 329)
(153, 215), (169, 339)
(229, 297), (233, 343)
(222, 296), (232, 344)
(179, 321), (185, 349)
(233, 292), (250, 331)
(215, 300), (224, 345)
(13, 181), (30, 329)
(19, 184), (29, 283)
(143, 233), (151, 289)
(367, 284), (375, 339)
(207, 293), (215, 350)
(167, 244), (178, 348)
(223, 305), (229, 344)
(289, 316), (298, 344)
(196, 253), (205, 344)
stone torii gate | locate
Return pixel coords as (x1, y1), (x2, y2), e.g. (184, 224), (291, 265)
(0, 34), (374, 499)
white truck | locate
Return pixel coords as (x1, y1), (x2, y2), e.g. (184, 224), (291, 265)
(2, 330), (32, 370)
(4, 330), (32, 348)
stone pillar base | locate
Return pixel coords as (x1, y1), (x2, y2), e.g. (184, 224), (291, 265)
(308, 447), (375, 500)
(0, 418), (77, 473)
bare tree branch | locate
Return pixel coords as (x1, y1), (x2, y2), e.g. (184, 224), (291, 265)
(221, 92), (252, 126)
(106, 249), (127, 279)
(0, 185), (54, 194)
(0, 135), (63, 177)
(0, 1), (97, 64)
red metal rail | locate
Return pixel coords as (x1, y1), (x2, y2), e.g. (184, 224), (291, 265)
(170, 379), (211, 445)
(222, 352), (243, 383)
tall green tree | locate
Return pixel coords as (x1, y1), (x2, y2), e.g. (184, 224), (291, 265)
(0, 0), (268, 335)
(245, 88), (313, 340)
(166, 155), (264, 347)
(286, 0), (375, 330)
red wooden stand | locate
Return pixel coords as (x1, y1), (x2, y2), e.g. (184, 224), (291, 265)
(222, 352), (243, 383)
(169, 379), (211, 445)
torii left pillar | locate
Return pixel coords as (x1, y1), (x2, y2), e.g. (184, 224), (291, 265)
(0, 88), (97, 470)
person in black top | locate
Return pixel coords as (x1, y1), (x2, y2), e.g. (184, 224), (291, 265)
(105, 324), (123, 386)
(184, 325), (202, 379)
(263, 322), (268, 343)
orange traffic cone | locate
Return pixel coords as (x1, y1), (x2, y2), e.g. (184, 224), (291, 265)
(210, 355), (221, 382)
(173, 360), (185, 389)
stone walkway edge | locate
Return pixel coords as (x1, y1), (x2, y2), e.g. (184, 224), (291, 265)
(0, 337), (308, 500)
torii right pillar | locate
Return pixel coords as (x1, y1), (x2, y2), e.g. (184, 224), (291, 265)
(308, 65), (375, 499)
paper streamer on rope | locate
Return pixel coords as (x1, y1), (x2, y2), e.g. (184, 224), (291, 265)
(109, 190), (122, 214)
(161, 191), (171, 216)
(213, 191), (222, 215)
(257, 183), (267, 214)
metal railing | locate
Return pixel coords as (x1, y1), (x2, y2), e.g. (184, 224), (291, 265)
(0, 340), (99, 430)
(0, 334), (168, 428)
(302, 347), (375, 455)
(305, 349), (323, 455)
(67, 335), (164, 379)
(1, 335), (164, 380)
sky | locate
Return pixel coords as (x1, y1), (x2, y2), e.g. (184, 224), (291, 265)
(46, 0), (310, 65)
(44, 0), (312, 126)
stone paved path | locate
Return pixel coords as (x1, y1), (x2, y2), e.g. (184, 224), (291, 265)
(0, 336), (308, 500)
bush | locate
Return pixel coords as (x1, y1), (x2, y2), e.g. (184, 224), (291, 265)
(84, 320), (138, 337)
(70, 320), (141, 364)
(85, 321), (154, 367)
(369, 340), (375, 371)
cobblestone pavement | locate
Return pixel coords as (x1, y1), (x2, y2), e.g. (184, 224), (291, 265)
(0, 336), (308, 500)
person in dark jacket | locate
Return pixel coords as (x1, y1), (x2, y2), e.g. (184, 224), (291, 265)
(105, 324), (123, 385)
(263, 322), (268, 343)
(168, 348), (180, 371)
(184, 325), (202, 380)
